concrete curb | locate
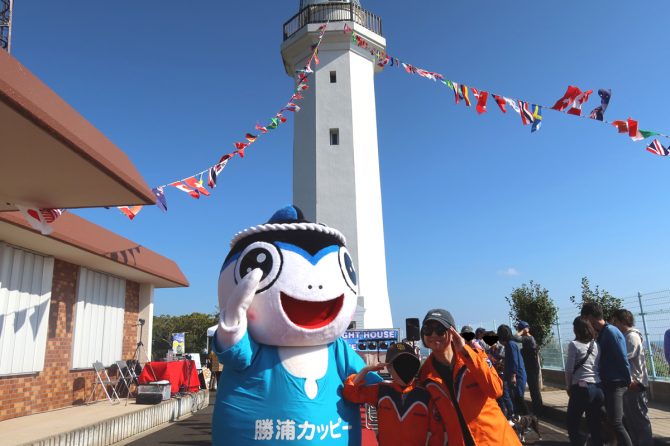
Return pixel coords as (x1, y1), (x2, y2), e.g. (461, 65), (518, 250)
(19, 390), (209, 446)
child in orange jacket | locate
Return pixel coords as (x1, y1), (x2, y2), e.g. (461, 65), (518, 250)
(343, 342), (444, 446)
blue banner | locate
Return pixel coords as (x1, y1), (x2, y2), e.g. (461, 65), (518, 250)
(342, 329), (399, 351)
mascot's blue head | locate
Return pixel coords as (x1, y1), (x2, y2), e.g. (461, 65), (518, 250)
(218, 206), (359, 347)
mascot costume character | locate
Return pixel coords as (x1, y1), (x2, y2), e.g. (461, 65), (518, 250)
(212, 206), (380, 445)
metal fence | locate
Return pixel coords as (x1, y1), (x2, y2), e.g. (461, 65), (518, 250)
(283, 3), (383, 40)
(541, 290), (670, 381)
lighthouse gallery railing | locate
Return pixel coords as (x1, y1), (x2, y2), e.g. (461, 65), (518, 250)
(283, 3), (383, 41)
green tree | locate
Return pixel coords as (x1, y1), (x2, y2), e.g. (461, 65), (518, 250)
(505, 280), (558, 349)
(569, 276), (623, 321)
(151, 312), (218, 360)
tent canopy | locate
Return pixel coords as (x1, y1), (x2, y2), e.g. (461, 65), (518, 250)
(207, 324), (218, 337)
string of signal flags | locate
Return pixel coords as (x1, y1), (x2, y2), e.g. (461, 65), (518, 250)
(345, 25), (669, 145)
(17, 22), (670, 234)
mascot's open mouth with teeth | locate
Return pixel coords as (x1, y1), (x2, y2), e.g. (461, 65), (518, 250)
(280, 292), (344, 329)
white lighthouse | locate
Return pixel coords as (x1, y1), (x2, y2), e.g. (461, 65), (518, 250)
(280, 0), (392, 329)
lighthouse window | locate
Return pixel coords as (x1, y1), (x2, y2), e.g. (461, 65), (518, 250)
(329, 128), (339, 146)
(330, 71), (337, 83)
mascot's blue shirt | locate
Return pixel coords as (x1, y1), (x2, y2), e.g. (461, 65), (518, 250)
(212, 333), (380, 445)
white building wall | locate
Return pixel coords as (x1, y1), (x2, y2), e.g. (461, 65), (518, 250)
(138, 283), (154, 362)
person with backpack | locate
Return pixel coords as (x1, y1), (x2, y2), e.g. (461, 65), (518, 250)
(611, 309), (653, 446)
(565, 316), (604, 446)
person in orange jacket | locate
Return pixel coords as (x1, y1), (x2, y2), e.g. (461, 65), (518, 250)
(343, 342), (445, 446)
(419, 309), (521, 446)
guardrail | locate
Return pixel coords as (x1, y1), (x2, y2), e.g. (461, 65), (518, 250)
(542, 290), (670, 381)
(283, 3), (382, 40)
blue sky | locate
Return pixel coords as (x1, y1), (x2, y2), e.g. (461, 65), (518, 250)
(11, 1), (670, 331)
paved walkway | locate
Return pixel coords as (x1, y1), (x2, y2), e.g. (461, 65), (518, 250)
(533, 389), (670, 444)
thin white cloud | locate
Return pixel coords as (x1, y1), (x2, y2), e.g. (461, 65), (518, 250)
(500, 267), (520, 277)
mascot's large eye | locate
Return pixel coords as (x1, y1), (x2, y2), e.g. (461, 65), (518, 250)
(338, 247), (357, 293)
(235, 242), (282, 293)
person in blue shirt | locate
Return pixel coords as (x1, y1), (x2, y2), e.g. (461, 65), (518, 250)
(581, 302), (632, 446)
(497, 324), (528, 416)
(665, 329), (670, 365)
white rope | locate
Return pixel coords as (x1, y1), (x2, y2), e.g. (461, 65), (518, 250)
(230, 222), (346, 248)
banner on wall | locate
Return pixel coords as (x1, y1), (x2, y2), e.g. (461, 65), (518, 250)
(342, 328), (399, 352)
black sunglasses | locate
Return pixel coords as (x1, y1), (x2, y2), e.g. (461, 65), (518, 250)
(461, 332), (475, 342)
(421, 324), (448, 336)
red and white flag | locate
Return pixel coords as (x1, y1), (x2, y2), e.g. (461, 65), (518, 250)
(551, 85), (583, 112)
(493, 95), (507, 113)
(170, 180), (200, 199)
(16, 204), (63, 235)
(184, 176), (210, 196)
(567, 89), (593, 116)
(626, 117), (644, 141)
(118, 205), (143, 220)
(612, 120), (629, 133)
(474, 90), (489, 114)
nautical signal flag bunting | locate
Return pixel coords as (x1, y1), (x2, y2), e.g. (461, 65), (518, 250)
(22, 21), (666, 231)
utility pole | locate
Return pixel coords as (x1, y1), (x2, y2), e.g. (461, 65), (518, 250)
(0, 0), (13, 53)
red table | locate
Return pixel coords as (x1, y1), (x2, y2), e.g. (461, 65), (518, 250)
(138, 360), (200, 394)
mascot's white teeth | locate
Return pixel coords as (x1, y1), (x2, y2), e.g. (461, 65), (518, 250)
(280, 292), (344, 329)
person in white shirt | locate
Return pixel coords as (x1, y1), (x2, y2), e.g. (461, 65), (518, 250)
(564, 316), (604, 446)
(611, 309), (653, 446)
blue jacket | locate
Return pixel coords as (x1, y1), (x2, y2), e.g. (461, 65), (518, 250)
(504, 340), (526, 393)
(665, 329), (670, 365)
(597, 323), (631, 384)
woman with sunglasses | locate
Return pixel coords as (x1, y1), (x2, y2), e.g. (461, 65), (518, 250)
(419, 309), (521, 446)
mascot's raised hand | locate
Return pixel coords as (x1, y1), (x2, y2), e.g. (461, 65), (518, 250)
(217, 267), (262, 346)
(211, 205), (380, 446)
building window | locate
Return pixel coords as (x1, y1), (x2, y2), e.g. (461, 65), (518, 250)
(330, 71), (337, 83)
(71, 268), (126, 369)
(0, 243), (54, 375)
(330, 128), (339, 146)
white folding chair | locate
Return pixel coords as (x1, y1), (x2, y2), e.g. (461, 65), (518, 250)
(115, 360), (135, 396)
(87, 361), (121, 405)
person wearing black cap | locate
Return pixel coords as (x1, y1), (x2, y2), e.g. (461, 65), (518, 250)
(516, 321), (543, 414)
(498, 324), (528, 417)
(461, 325), (487, 359)
(419, 309), (521, 446)
(475, 327), (490, 352)
(343, 342), (443, 445)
